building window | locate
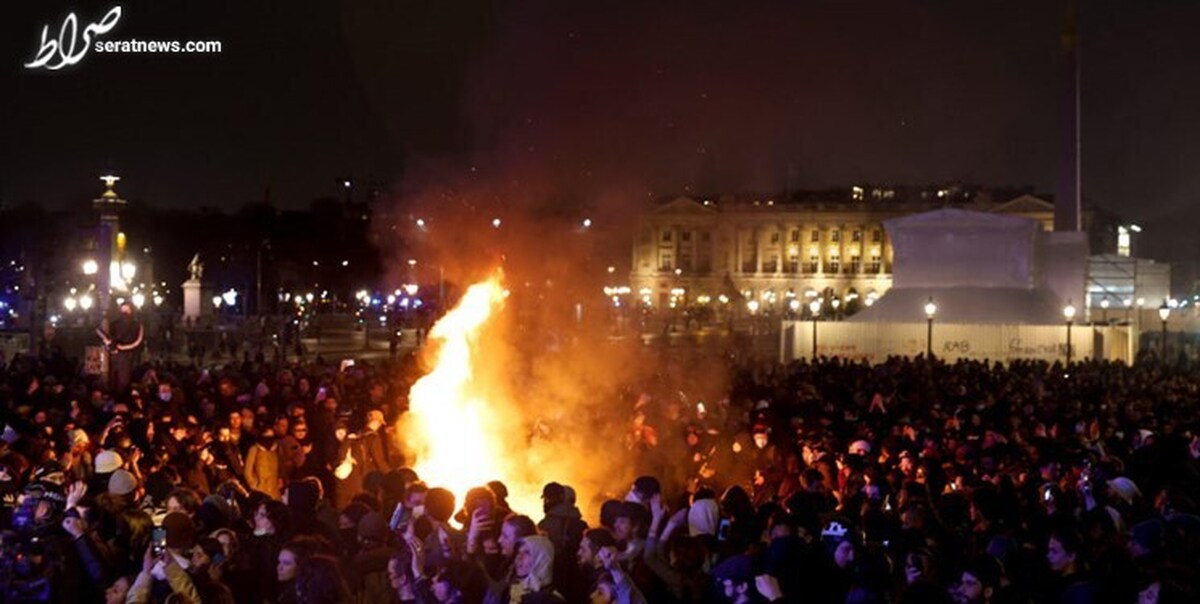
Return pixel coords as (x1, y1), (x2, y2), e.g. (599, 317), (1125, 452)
(770, 231), (780, 244)
(830, 230), (841, 243)
(806, 255), (820, 274)
(791, 229), (800, 243)
(867, 256), (881, 273)
(679, 251), (693, 272)
(872, 229), (882, 243)
(852, 230), (862, 242)
(828, 257), (840, 274)
(811, 230), (820, 242)
(659, 251), (674, 271)
(848, 258), (861, 274)
(661, 230), (673, 243)
(681, 230), (691, 242)
(763, 254), (779, 274)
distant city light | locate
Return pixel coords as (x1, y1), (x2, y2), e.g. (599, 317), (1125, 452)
(81, 259), (99, 275)
(492, 218), (502, 228)
(79, 295), (93, 310)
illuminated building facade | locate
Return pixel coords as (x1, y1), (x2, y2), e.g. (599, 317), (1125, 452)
(629, 187), (1068, 315)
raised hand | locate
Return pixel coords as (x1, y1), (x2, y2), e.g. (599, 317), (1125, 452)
(406, 534), (425, 578)
(66, 481), (87, 510)
(755, 574), (784, 601)
(649, 493), (667, 522)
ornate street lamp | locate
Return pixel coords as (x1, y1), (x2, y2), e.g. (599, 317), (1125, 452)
(809, 299), (821, 358)
(924, 297), (937, 357)
(1063, 300), (1077, 365)
(1158, 301), (1171, 361)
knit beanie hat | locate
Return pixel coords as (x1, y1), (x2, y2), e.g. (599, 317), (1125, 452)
(108, 469), (138, 496)
(95, 449), (123, 474)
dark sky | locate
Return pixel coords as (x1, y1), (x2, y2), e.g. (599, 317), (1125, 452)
(3, 0), (1199, 260)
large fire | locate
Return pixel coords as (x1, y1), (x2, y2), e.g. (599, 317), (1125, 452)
(401, 274), (543, 516)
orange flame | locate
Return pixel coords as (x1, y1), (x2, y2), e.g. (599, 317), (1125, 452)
(402, 274), (541, 515)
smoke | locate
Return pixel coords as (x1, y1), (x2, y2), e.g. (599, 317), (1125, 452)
(376, 177), (733, 519)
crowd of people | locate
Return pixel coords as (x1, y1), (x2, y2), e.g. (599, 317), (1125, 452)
(1, 333), (1199, 603)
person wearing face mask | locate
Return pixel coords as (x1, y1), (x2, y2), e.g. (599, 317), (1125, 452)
(750, 425), (783, 505)
(333, 416), (383, 510)
(156, 382), (176, 407)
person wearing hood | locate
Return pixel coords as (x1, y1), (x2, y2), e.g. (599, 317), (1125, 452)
(285, 478), (338, 543)
(246, 428), (282, 499)
(537, 482), (586, 595)
(347, 511), (394, 603)
(486, 535), (565, 604)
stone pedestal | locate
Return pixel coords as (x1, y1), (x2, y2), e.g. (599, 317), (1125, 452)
(182, 278), (210, 323)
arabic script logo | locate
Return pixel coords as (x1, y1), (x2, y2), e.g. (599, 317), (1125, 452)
(25, 6), (122, 70)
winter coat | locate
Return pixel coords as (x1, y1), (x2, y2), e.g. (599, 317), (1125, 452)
(245, 442), (281, 498)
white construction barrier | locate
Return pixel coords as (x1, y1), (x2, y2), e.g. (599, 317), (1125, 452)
(781, 321), (1134, 365)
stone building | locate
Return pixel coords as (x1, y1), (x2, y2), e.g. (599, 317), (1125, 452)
(629, 188), (1070, 316)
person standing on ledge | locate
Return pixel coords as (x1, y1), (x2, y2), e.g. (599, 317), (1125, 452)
(96, 300), (144, 398)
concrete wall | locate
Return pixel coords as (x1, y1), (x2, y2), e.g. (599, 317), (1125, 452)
(781, 321), (1133, 365)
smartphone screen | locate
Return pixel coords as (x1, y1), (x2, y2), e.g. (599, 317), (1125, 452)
(152, 527), (167, 555)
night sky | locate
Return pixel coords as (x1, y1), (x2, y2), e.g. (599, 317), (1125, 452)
(3, 0), (1199, 261)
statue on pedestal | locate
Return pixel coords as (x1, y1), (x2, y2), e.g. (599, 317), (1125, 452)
(187, 254), (204, 281)
(183, 254), (208, 322)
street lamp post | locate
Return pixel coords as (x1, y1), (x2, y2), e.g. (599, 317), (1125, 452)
(1063, 300), (1077, 365)
(809, 299), (821, 358)
(1159, 301), (1171, 361)
(924, 297), (937, 358)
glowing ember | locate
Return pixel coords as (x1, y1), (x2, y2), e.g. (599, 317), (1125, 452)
(402, 274), (536, 514)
